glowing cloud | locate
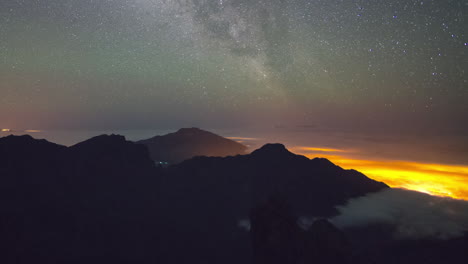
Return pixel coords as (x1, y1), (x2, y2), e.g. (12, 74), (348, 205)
(294, 146), (348, 153)
(292, 146), (468, 200)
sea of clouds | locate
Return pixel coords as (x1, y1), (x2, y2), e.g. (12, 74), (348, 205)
(331, 188), (468, 240)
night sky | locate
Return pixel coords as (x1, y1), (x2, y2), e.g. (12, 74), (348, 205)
(1, 0), (467, 133)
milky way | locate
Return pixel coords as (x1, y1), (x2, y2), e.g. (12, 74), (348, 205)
(0, 0), (466, 133)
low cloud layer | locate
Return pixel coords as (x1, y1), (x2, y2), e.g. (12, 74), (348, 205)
(332, 188), (468, 240)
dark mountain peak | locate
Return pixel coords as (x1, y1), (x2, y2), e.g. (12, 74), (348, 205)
(1, 134), (33, 146)
(171, 127), (225, 140)
(140, 127), (219, 142)
(68, 134), (151, 162)
(2, 134), (33, 141)
(0, 135), (65, 177)
(310, 157), (337, 168)
(0, 134), (65, 153)
(1, 134), (48, 144)
(137, 128), (247, 164)
(176, 127), (205, 134)
(86, 134), (126, 142)
(70, 134), (127, 149)
(67, 134), (156, 179)
(253, 143), (288, 152)
(251, 143), (294, 158)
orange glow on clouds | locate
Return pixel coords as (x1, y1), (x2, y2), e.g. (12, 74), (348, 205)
(291, 146), (468, 200)
(0, 129), (42, 133)
(227, 136), (261, 141)
(295, 146), (348, 153)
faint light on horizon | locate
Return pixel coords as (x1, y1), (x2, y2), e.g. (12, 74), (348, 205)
(1, 129), (42, 133)
(227, 136), (261, 141)
(293, 146), (468, 200)
(295, 146), (348, 153)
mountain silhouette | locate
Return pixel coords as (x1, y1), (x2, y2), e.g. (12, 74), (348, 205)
(167, 143), (387, 217)
(156, 143), (388, 263)
(136, 127), (247, 164)
(2, 133), (463, 264)
(0, 134), (161, 264)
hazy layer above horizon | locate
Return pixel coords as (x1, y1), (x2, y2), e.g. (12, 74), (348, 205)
(2, 127), (467, 200)
(0, 0), (467, 136)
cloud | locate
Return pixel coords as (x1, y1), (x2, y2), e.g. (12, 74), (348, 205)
(331, 188), (468, 240)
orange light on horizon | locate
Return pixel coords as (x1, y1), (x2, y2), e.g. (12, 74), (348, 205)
(227, 136), (261, 141)
(295, 146), (349, 153)
(0, 129), (42, 133)
(292, 146), (468, 200)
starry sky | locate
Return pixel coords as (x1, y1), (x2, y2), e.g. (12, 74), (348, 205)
(1, 0), (467, 134)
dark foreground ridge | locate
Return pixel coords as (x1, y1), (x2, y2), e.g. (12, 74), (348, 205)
(158, 142), (387, 263)
(137, 127), (247, 164)
(0, 133), (466, 264)
(0, 134), (161, 263)
(250, 195), (356, 264)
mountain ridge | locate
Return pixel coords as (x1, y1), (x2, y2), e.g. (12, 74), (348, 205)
(0, 132), (388, 264)
(136, 127), (248, 164)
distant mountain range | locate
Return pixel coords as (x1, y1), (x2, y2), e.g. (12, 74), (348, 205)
(0, 131), (466, 264)
(136, 127), (247, 164)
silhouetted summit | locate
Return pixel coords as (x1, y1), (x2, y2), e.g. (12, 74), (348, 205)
(71, 134), (126, 148)
(137, 127), (247, 164)
(70, 134), (154, 169)
(0, 134), (161, 264)
(0, 134), (66, 157)
(251, 143), (303, 160)
(252, 143), (289, 154)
